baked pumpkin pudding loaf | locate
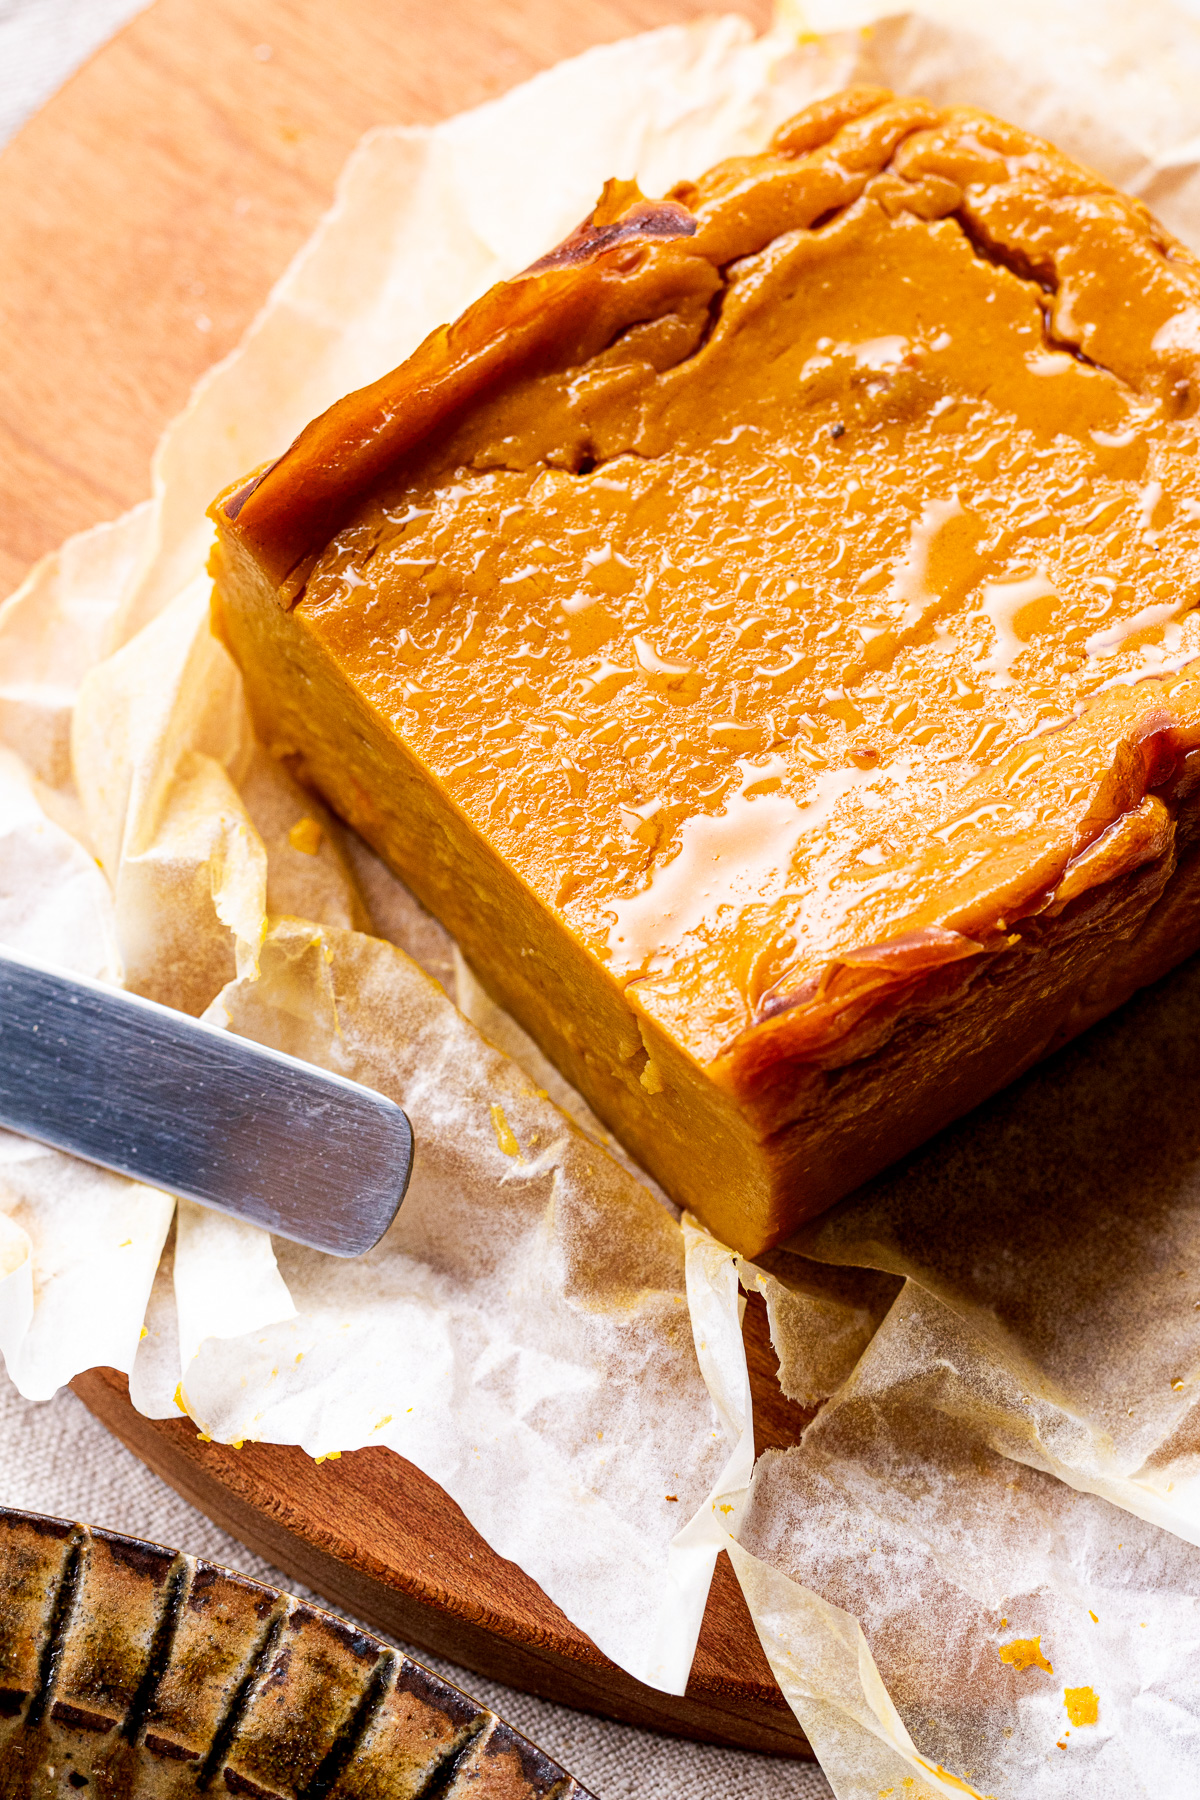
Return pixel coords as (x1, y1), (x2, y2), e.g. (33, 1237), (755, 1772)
(211, 87), (1200, 1257)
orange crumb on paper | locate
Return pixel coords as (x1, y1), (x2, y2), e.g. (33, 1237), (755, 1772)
(666, 1495), (678, 1502)
(916, 1759), (986, 1796)
(999, 1637), (1053, 1674)
(1089, 1610), (1099, 1623)
(288, 816), (323, 854)
(490, 1103), (522, 1158)
(1064, 1686), (1099, 1727)
(1171, 1378), (1185, 1391)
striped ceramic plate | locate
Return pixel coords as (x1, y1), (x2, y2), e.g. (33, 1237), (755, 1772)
(0, 1505), (595, 1797)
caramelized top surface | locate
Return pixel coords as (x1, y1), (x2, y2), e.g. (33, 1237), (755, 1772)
(242, 94), (1200, 1072)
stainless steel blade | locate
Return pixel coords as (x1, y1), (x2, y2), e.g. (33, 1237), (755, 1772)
(0, 947), (412, 1256)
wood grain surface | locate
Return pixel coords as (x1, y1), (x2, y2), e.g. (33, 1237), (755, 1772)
(0, 0), (812, 1755)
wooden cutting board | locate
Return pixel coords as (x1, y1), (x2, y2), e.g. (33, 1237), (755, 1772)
(0, 0), (814, 1756)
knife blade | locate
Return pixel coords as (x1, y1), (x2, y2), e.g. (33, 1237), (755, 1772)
(0, 946), (412, 1256)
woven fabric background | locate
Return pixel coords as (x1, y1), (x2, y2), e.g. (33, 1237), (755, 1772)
(0, 3), (832, 1793)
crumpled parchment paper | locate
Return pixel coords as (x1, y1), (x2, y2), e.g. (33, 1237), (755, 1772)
(722, 910), (1200, 1796)
(6, 0), (1200, 1774)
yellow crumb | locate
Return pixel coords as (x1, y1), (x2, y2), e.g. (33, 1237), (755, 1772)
(640, 1059), (664, 1094)
(375, 1414), (392, 1430)
(173, 1384), (187, 1415)
(914, 1759), (987, 1796)
(139, 1327), (148, 1341)
(1064, 1687), (1098, 1727)
(490, 1103), (522, 1158)
(1089, 1610), (1099, 1623)
(288, 816), (323, 855)
(998, 1637), (1053, 1674)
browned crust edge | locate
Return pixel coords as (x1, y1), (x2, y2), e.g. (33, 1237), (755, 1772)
(213, 188), (707, 594)
(208, 86), (910, 590)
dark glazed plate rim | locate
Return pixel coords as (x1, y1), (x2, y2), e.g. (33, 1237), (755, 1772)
(0, 1503), (594, 1797)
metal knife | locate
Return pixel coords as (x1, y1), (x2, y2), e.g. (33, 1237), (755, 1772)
(0, 947), (413, 1256)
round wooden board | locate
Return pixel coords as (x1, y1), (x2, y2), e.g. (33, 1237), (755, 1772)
(0, 0), (813, 1757)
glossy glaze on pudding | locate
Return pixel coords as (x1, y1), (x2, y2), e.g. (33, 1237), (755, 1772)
(211, 88), (1200, 1255)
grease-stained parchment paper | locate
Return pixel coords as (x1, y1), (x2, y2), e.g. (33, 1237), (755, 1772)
(722, 912), (1200, 1795)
